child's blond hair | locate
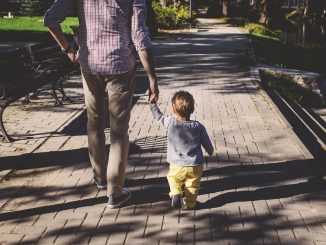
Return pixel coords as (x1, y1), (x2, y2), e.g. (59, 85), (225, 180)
(171, 91), (195, 119)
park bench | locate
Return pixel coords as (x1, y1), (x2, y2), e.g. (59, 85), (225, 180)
(25, 43), (74, 104)
(0, 43), (76, 143)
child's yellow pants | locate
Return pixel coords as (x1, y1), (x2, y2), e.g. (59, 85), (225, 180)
(167, 163), (203, 208)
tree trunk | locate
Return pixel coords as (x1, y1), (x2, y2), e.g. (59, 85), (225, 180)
(160, 0), (167, 7)
(259, 0), (269, 25)
(172, 0), (180, 8)
(222, 0), (228, 17)
(207, 0), (220, 17)
(146, 0), (158, 37)
(259, 0), (282, 27)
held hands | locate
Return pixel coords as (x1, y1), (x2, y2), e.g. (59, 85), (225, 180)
(149, 79), (159, 104)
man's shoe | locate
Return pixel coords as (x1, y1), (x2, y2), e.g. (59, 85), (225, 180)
(171, 194), (181, 208)
(108, 188), (131, 209)
(94, 178), (107, 190)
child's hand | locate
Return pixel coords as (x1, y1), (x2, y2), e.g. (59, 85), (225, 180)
(149, 94), (158, 104)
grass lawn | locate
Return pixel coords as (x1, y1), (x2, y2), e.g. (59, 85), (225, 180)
(0, 16), (78, 42)
(0, 16), (79, 34)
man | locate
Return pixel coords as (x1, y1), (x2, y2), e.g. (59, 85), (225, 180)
(44, 0), (159, 208)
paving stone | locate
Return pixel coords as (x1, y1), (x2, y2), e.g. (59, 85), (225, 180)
(262, 231), (282, 245)
(12, 225), (46, 235)
(88, 235), (109, 244)
(33, 216), (66, 231)
(0, 223), (17, 234)
(0, 233), (24, 243)
(19, 233), (42, 244)
(316, 241), (326, 245)
(300, 210), (326, 234)
(38, 226), (63, 244)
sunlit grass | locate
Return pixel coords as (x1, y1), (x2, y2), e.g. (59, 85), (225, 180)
(224, 18), (282, 41)
(0, 16), (79, 34)
(244, 23), (281, 41)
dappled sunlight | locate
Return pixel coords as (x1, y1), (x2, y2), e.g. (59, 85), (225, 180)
(1, 23), (325, 244)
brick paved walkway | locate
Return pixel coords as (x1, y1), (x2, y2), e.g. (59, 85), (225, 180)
(0, 21), (325, 244)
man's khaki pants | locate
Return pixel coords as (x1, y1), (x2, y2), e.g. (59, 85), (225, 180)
(82, 68), (135, 198)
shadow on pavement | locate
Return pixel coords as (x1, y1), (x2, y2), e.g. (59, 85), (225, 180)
(1, 155), (325, 220)
(0, 196), (107, 222)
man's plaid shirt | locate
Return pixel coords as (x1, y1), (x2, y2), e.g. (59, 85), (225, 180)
(44, 0), (152, 75)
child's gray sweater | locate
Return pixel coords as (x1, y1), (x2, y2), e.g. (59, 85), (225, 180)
(150, 104), (214, 167)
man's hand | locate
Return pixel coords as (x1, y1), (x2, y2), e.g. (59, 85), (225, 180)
(66, 49), (78, 63)
(48, 25), (78, 63)
(137, 49), (158, 103)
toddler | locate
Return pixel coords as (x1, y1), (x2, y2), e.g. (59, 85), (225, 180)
(150, 91), (214, 209)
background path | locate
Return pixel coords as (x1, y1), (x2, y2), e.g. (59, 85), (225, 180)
(0, 21), (325, 244)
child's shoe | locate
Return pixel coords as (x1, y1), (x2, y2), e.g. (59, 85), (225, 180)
(182, 199), (196, 210)
(171, 194), (181, 208)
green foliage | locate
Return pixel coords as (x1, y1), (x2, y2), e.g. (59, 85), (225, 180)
(152, 1), (192, 29)
(20, 0), (53, 16)
(20, 0), (40, 16)
(244, 23), (281, 40)
(260, 71), (325, 108)
(286, 9), (303, 23)
(228, 18), (325, 73)
(225, 18), (281, 40)
(250, 32), (326, 74)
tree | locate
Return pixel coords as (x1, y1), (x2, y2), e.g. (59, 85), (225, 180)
(146, 0), (158, 37)
(160, 0), (176, 8)
(222, 0), (229, 16)
(20, 0), (40, 15)
(0, 0), (19, 12)
(20, 0), (53, 16)
(304, 0), (325, 22)
(259, 0), (282, 27)
(237, 0), (250, 18)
